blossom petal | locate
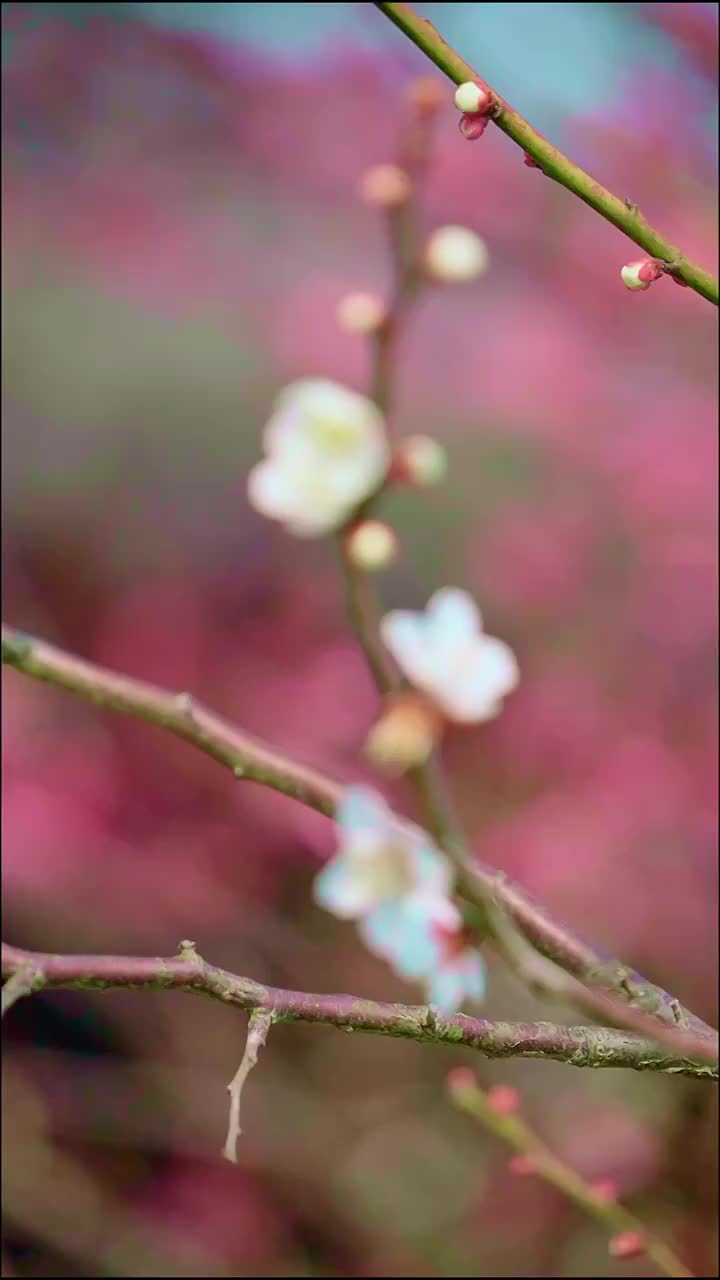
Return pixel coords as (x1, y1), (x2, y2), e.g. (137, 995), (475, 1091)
(380, 611), (436, 686)
(313, 859), (381, 919)
(440, 638), (520, 722)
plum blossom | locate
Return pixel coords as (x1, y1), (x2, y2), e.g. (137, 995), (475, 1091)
(248, 379), (390, 536)
(314, 786), (453, 920)
(381, 588), (519, 723)
(314, 787), (486, 1013)
(453, 82), (492, 115)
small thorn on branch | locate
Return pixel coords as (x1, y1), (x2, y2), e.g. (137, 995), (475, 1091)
(222, 1008), (273, 1164)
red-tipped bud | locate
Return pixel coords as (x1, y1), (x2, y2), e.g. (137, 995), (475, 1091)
(393, 435), (448, 487)
(621, 258), (663, 291)
(590, 1178), (619, 1203)
(447, 1067), (477, 1097)
(609, 1231), (646, 1260)
(459, 114), (489, 141)
(523, 152), (542, 169)
(508, 1154), (536, 1177)
(486, 1085), (521, 1115)
(454, 82), (492, 115)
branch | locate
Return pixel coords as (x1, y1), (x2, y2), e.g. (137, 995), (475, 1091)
(374, 2), (718, 306)
(448, 1070), (694, 1278)
(1, 943), (715, 1079)
(2, 624), (718, 1067)
(222, 1006), (273, 1163)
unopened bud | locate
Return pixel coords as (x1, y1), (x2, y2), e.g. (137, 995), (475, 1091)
(424, 225), (489, 284)
(409, 76), (445, 115)
(459, 114), (489, 141)
(360, 164), (412, 208)
(487, 1085), (521, 1115)
(447, 1067), (477, 1097)
(395, 435), (448, 487)
(609, 1232), (646, 1261)
(345, 520), (397, 572)
(454, 82), (492, 115)
(508, 1154), (536, 1177)
(590, 1178), (619, 1203)
(621, 258), (663, 291)
(523, 152), (542, 169)
(337, 292), (387, 335)
(366, 693), (441, 771)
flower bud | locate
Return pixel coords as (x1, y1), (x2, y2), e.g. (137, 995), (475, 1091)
(523, 152), (541, 169)
(609, 1232), (646, 1261)
(409, 76), (445, 115)
(454, 81), (492, 115)
(360, 164), (412, 208)
(621, 258), (663, 291)
(508, 1154), (536, 1177)
(590, 1178), (619, 1203)
(345, 520), (398, 572)
(486, 1085), (521, 1115)
(394, 435), (448, 487)
(337, 292), (387, 335)
(447, 1067), (477, 1098)
(459, 114), (489, 141)
(366, 693), (442, 771)
(424, 226), (489, 283)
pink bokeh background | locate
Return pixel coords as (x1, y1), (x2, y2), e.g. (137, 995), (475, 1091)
(2, 3), (718, 1276)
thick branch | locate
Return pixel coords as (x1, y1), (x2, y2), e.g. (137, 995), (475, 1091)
(2, 623), (717, 1066)
(1, 943), (715, 1079)
(374, 2), (718, 306)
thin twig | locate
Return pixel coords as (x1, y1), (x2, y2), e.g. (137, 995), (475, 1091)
(373, 2), (718, 306)
(2, 624), (717, 1065)
(1, 962), (45, 1016)
(1, 943), (715, 1079)
(222, 1007), (273, 1163)
(448, 1070), (694, 1277)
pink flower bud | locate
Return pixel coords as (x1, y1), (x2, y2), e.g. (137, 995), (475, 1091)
(336, 292), (387, 335)
(459, 114), (489, 141)
(345, 520), (398, 572)
(669, 273), (688, 288)
(359, 164), (412, 209)
(486, 1085), (521, 1115)
(447, 1067), (477, 1097)
(609, 1232), (646, 1261)
(590, 1178), (619, 1203)
(454, 82), (492, 115)
(523, 152), (541, 169)
(621, 258), (663, 291)
(508, 1154), (536, 1177)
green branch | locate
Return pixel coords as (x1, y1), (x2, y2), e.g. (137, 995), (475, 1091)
(374, 2), (718, 305)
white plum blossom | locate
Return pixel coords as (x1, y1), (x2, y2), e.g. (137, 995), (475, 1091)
(381, 588), (519, 723)
(314, 786), (487, 1013)
(453, 82), (491, 115)
(248, 379), (390, 537)
(314, 786), (453, 920)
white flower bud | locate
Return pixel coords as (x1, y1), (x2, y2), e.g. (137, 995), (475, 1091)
(345, 520), (398, 572)
(398, 435), (448, 487)
(454, 82), (491, 115)
(621, 259), (662, 291)
(336, 292), (386, 335)
(424, 226), (489, 284)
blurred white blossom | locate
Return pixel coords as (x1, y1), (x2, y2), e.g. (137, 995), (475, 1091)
(248, 379), (390, 536)
(314, 786), (452, 919)
(381, 588), (519, 723)
(314, 786), (486, 1013)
